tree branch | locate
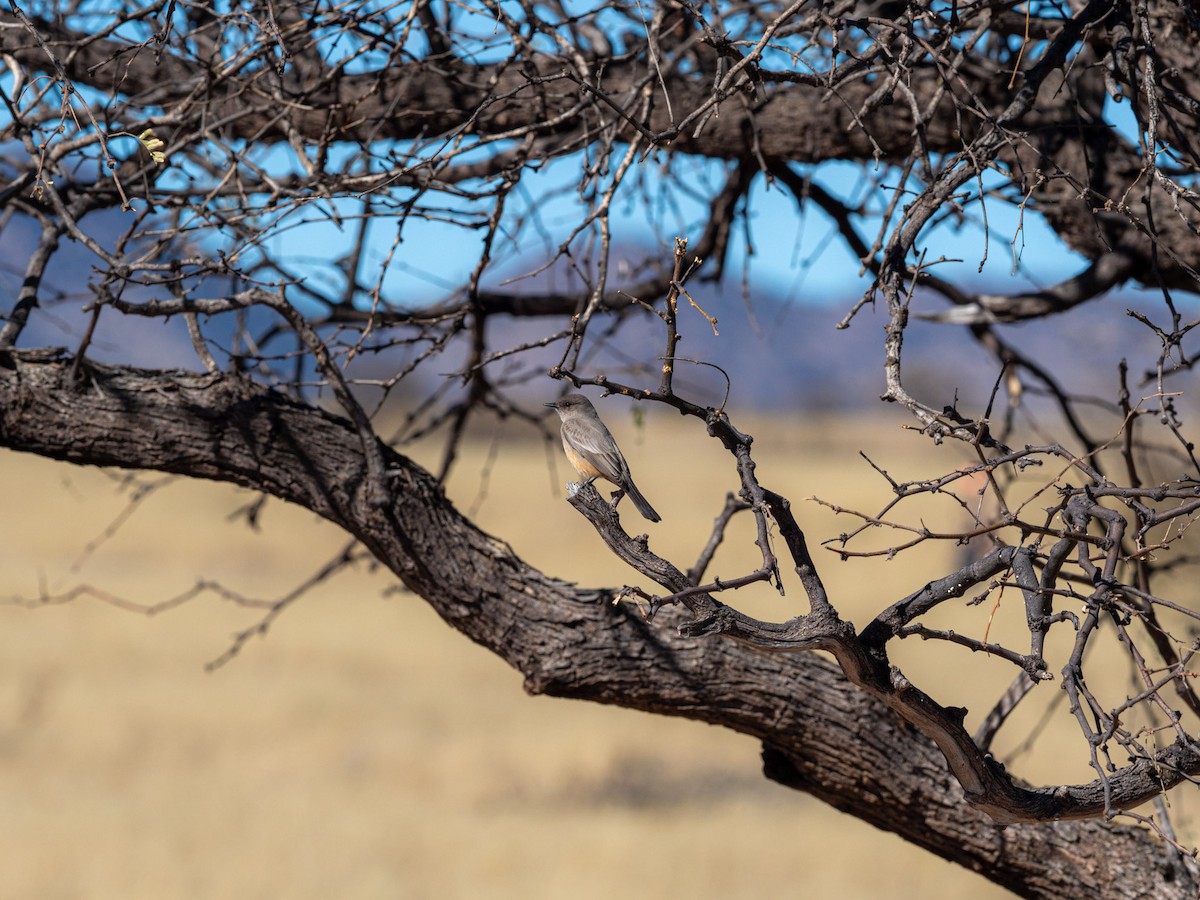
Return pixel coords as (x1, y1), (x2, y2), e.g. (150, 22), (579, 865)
(1, 351), (1196, 897)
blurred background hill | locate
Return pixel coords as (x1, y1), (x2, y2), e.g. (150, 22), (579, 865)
(3, 216), (1170, 419)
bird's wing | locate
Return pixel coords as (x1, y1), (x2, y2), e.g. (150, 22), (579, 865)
(563, 418), (628, 483)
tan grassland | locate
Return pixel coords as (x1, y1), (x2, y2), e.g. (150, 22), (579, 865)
(1, 406), (1177, 899)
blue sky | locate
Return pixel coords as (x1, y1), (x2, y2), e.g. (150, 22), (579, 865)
(362, 149), (1086, 314)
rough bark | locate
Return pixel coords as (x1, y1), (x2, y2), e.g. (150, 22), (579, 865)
(5, 1), (1200, 893)
(1, 350), (1194, 899)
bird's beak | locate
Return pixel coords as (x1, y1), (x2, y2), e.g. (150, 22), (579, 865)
(544, 401), (558, 408)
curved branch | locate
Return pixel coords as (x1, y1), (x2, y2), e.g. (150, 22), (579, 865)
(918, 249), (1140, 325)
(0, 351), (1195, 898)
(551, 385), (1199, 826)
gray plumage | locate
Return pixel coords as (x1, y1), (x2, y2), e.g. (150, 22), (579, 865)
(545, 393), (661, 522)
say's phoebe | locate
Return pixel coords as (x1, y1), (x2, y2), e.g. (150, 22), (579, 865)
(545, 393), (661, 522)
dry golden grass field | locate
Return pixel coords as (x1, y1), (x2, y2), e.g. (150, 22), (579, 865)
(2, 403), (1176, 899)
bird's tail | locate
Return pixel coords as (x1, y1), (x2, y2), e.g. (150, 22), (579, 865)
(624, 480), (661, 522)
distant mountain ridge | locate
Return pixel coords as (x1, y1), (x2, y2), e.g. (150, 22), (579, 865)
(478, 277), (1173, 416)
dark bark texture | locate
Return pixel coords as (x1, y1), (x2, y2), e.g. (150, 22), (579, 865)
(4, 1), (1200, 895)
(1, 352), (1194, 898)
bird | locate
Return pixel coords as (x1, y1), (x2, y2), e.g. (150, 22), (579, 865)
(545, 392), (661, 522)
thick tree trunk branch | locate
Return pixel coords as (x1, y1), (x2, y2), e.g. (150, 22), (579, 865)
(4, 7), (1195, 296)
(1, 352), (1195, 898)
